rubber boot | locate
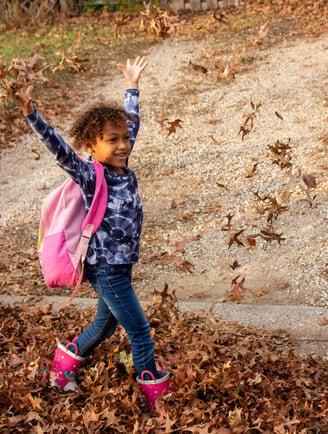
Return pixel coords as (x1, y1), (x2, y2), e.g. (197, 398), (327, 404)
(51, 341), (85, 392)
(137, 360), (170, 411)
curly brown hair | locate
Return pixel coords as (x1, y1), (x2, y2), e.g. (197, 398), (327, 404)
(69, 103), (133, 150)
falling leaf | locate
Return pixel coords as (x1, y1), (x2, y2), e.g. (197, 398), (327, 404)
(180, 260), (195, 274)
(166, 119), (183, 136)
(268, 139), (292, 168)
(189, 59), (207, 73)
(302, 174), (317, 189)
(260, 228), (286, 245)
(230, 260), (240, 270)
(230, 283), (243, 303)
(245, 162), (259, 178)
(31, 147), (41, 160)
(239, 123), (252, 140)
(317, 316), (328, 326)
(228, 230), (245, 248)
(52, 51), (88, 74)
(222, 213), (234, 231)
(216, 182), (229, 190)
(247, 237), (256, 250)
(239, 99), (261, 140)
(230, 275), (249, 303)
(23, 54), (45, 71)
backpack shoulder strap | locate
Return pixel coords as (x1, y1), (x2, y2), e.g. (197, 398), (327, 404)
(76, 161), (108, 254)
(66, 161), (108, 306)
(82, 161), (108, 233)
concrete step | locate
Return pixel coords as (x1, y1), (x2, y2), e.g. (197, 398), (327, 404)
(1, 295), (327, 358)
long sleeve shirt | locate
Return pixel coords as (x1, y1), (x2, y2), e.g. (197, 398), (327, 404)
(26, 88), (143, 265)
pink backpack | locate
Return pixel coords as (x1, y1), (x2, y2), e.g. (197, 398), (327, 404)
(37, 161), (108, 304)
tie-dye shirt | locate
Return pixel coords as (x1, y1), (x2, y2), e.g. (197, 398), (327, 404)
(26, 88), (143, 265)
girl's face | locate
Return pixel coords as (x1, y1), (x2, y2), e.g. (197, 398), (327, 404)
(88, 121), (131, 174)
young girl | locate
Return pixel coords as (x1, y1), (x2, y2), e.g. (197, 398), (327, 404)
(16, 56), (170, 410)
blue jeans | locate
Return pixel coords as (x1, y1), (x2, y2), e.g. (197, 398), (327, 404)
(73, 262), (160, 379)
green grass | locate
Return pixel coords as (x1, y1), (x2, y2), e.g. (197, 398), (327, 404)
(0, 14), (144, 67)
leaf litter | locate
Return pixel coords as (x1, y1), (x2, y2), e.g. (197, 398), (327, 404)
(1, 287), (327, 432)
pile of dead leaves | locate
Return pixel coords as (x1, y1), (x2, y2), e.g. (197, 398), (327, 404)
(1, 287), (327, 433)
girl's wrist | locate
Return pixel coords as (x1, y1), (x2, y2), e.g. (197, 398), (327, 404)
(126, 81), (139, 89)
(24, 104), (34, 116)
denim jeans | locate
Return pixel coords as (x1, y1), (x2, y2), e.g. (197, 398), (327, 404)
(73, 262), (160, 379)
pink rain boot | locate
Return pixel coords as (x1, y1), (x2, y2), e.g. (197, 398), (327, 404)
(137, 360), (170, 411)
(51, 341), (85, 392)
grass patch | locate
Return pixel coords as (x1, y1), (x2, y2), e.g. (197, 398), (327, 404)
(0, 16), (135, 63)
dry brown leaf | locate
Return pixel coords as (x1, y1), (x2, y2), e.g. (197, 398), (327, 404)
(254, 287), (269, 296)
(245, 163), (259, 178)
(189, 59), (208, 73)
(166, 118), (183, 136)
(302, 174), (317, 189)
(317, 316), (328, 326)
(247, 237), (256, 250)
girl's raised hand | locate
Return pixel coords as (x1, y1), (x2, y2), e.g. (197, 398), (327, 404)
(117, 56), (148, 89)
(15, 85), (34, 116)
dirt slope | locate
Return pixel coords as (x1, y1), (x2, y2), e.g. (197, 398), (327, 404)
(133, 29), (328, 309)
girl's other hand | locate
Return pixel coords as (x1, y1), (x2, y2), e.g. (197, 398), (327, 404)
(15, 85), (34, 116)
(117, 56), (148, 89)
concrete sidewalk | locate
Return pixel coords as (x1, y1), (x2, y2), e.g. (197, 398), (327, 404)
(1, 295), (327, 358)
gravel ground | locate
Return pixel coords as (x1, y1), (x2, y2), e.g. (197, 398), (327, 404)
(1, 18), (328, 313)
